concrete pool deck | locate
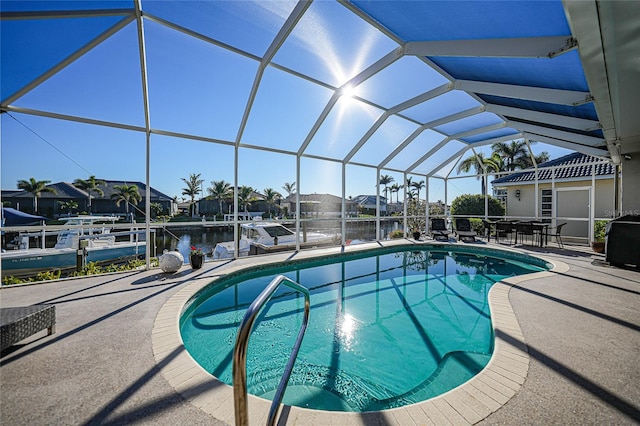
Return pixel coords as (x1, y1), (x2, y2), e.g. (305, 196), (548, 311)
(1, 240), (639, 425)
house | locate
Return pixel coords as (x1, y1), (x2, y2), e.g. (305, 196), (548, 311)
(195, 187), (267, 217)
(2, 180), (174, 219)
(281, 194), (357, 218)
(351, 195), (387, 216)
(491, 152), (616, 242)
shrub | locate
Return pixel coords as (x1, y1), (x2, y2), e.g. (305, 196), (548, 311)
(389, 229), (405, 239)
(594, 220), (607, 242)
(469, 218), (485, 235)
(34, 270), (61, 281)
(450, 194), (505, 217)
(2, 275), (25, 285)
(2, 258), (157, 285)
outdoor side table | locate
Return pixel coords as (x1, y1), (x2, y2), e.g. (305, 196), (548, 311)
(1, 304), (56, 352)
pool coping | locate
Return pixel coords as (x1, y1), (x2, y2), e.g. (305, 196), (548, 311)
(151, 240), (570, 425)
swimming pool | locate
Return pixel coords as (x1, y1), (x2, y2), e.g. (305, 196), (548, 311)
(180, 245), (550, 412)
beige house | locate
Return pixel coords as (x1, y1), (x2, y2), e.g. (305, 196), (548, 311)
(491, 153), (616, 243)
(281, 193), (357, 218)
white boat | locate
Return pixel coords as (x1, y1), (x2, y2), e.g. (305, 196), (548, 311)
(212, 222), (339, 259)
(1, 216), (146, 276)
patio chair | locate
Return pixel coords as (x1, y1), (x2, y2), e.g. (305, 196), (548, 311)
(482, 220), (496, 241)
(454, 218), (477, 242)
(495, 221), (514, 244)
(515, 222), (537, 246)
(1, 305), (56, 352)
(542, 222), (566, 248)
(430, 218), (451, 242)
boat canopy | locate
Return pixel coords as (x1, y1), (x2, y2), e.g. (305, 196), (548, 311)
(1, 208), (47, 226)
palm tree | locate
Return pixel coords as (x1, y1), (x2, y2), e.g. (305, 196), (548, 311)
(73, 175), (105, 213)
(404, 177), (415, 201)
(518, 151), (551, 169)
(282, 181), (296, 198)
(263, 188), (282, 218)
(58, 200), (78, 216)
(17, 177), (56, 213)
(238, 186), (256, 215)
(111, 184), (142, 214)
(150, 202), (163, 218)
(379, 174), (394, 202)
(207, 180), (232, 215)
(491, 140), (530, 172)
(486, 152), (505, 173)
(458, 152), (503, 195)
(390, 183), (401, 204)
(181, 173), (203, 217)
(411, 180), (425, 201)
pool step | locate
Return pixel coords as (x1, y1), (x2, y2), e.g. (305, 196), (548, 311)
(248, 351), (491, 412)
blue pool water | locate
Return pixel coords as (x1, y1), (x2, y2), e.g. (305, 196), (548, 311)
(180, 246), (549, 412)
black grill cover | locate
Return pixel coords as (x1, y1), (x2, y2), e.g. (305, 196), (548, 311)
(606, 214), (640, 268)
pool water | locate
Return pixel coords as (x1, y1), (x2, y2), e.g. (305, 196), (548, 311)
(180, 246), (548, 412)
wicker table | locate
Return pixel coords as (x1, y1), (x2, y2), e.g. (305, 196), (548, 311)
(1, 305), (56, 352)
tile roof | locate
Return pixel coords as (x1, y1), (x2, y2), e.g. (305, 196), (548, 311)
(16, 182), (88, 199)
(352, 195), (387, 205)
(491, 153), (614, 185)
(284, 193), (351, 204)
(7, 180), (173, 201)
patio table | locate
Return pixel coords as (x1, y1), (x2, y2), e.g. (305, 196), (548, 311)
(530, 222), (550, 247)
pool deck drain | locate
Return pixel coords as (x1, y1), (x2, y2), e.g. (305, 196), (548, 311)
(151, 240), (570, 425)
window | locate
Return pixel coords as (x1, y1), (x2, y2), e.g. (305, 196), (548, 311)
(264, 226), (294, 237)
(494, 188), (507, 205)
(541, 189), (552, 217)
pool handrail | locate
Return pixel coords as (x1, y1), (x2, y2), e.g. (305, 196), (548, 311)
(232, 274), (311, 426)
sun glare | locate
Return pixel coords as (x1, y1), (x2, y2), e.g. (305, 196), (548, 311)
(340, 84), (356, 99)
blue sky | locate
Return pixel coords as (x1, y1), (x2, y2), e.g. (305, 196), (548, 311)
(1, 1), (574, 205)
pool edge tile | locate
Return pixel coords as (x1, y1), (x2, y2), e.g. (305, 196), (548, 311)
(151, 242), (569, 425)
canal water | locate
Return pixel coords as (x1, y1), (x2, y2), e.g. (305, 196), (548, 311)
(155, 220), (403, 262)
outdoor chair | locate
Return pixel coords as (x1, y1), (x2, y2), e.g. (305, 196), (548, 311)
(515, 222), (537, 246)
(1, 305), (56, 352)
(430, 218), (451, 242)
(495, 221), (514, 244)
(454, 218), (477, 242)
(542, 222), (566, 248)
(482, 220), (496, 241)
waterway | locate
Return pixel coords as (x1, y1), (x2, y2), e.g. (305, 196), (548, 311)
(155, 219), (403, 262)
(1, 219), (405, 277)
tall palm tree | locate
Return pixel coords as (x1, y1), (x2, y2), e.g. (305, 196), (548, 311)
(17, 177), (56, 213)
(282, 181), (296, 198)
(238, 186), (256, 215)
(73, 175), (106, 213)
(390, 183), (401, 204)
(207, 180), (232, 215)
(111, 184), (142, 214)
(379, 174), (394, 202)
(181, 173), (203, 217)
(411, 180), (425, 200)
(491, 140), (530, 171)
(457, 152), (501, 195)
(404, 177), (414, 201)
(263, 188), (282, 218)
(518, 151), (551, 169)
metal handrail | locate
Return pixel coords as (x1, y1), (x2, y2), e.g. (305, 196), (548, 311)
(232, 275), (311, 426)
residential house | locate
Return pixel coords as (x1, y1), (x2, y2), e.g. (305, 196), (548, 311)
(491, 152), (616, 242)
(196, 187), (267, 217)
(281, 193), (357, 218)
(351, 195), (387, 216)
(2, 180), (174, 219)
